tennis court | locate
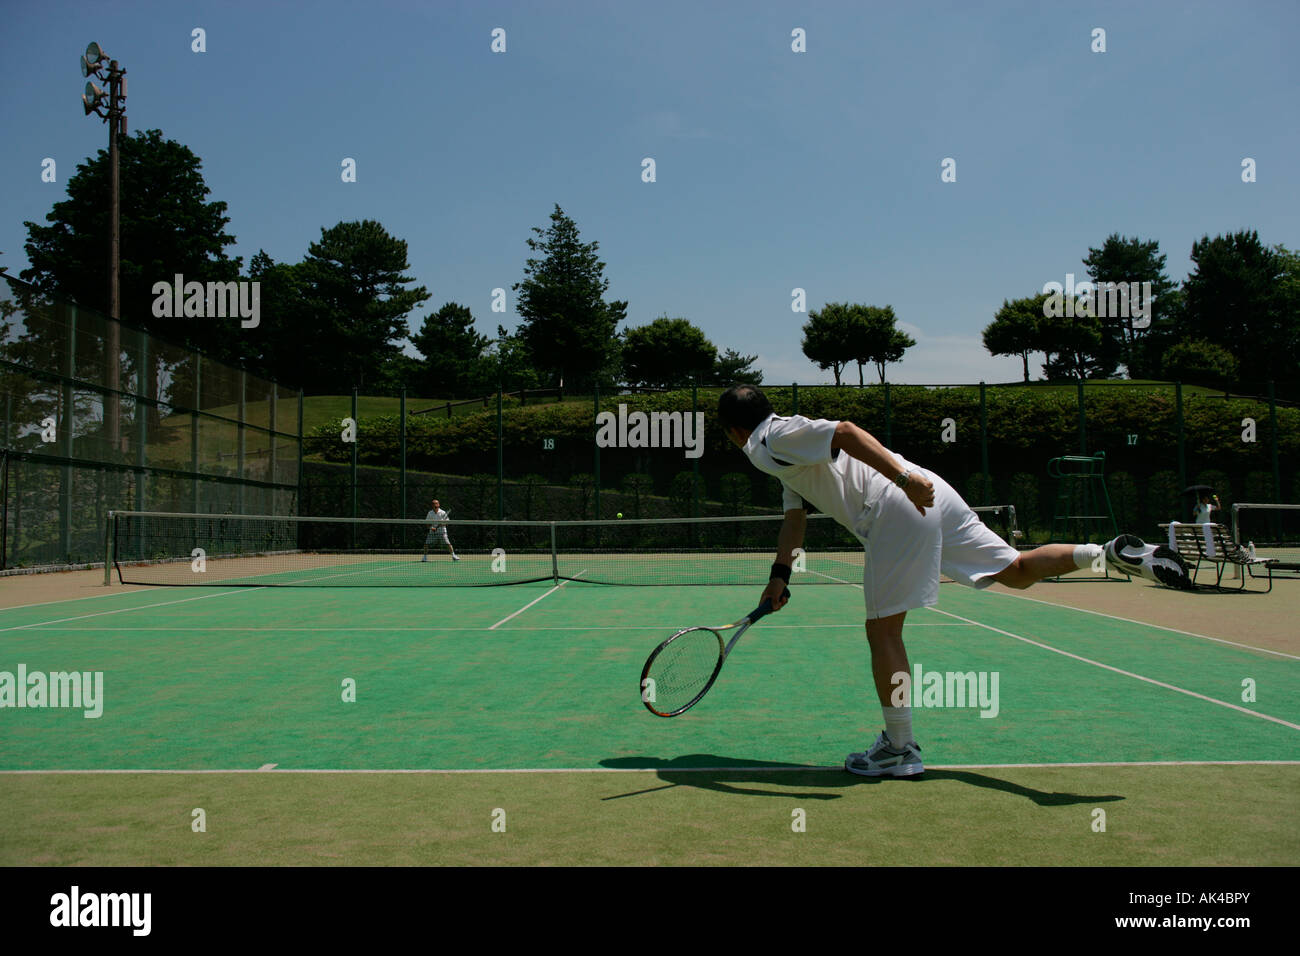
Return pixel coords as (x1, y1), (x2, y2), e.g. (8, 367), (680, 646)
(2, 561), (1298, 866)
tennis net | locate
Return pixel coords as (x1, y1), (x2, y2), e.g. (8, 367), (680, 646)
(108, 504), (1022, 587)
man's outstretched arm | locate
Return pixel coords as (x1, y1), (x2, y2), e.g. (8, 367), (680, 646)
(830, 420), (935, 514)
(763, 508), (806, 610)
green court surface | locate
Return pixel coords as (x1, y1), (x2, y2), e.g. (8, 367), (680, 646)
(2, 578), (1298, 865)
(2, 580), (1298, 770)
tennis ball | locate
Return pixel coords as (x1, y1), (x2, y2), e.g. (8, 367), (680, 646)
(617, 512), (623, 518)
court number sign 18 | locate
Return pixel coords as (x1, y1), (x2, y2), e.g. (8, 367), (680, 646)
(542, 438), (555, 450)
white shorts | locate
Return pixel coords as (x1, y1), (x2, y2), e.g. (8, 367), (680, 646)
(857, 465), (1019, 619)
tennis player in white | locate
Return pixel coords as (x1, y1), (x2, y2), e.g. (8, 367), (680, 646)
(718, 385), (1187, 777)
(422, 498), (460, 562)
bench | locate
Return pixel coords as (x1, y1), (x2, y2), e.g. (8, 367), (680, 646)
(1159, 522), (1276, 593)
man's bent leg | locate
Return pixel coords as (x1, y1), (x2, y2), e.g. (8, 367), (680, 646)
(991, 544), (1100, 589)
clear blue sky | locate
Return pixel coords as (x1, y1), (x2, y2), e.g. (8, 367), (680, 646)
(2, 0), (1297, 385)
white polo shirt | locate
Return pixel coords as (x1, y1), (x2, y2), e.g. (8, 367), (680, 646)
(742, 413), (900, 540)
(426, 508), (449, 530)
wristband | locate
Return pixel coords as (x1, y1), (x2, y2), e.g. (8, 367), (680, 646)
(770, 562), (792, 582)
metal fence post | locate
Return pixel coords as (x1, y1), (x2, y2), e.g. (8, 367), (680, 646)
(593, 384), (601, 522)
(979, 381), (990, 506)
(884, 382), (892, 448)
(692, 381), (700, 519)
(350, 388), (358, 547)
(400, 387), (407, 518)
(1268, 381), (1281, 502)
(1076, 380), (1086, 454)
(1175, 381), (1186, 496)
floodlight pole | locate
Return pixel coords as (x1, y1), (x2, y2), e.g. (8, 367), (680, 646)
(82, 44), (128, 454)
(107, 61), (122, 452)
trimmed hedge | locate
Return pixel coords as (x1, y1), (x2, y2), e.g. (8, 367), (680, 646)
(303, 385), (1298, 536)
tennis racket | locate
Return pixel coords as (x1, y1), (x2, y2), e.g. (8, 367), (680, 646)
(639, 589), (789, 717)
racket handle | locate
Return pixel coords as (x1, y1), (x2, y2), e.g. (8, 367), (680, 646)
(750, 587), (791, 622)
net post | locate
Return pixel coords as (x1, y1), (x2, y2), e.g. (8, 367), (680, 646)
(550, 521), (558, 584)
(103, 510), (114, 586)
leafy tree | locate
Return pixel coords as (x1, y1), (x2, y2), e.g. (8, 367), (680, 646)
(410, 303), (491, 398)
(711, 348), (763, 386)
(513, 205), (627, 390)
(621, 316), (716, 387)
(491, 325), (543, 392)
(983, 295), (1046, 382)
(850, 305), (914, 384)
(1181, 230), (1288, 389)
(294, 220), (430, 393)
(801, 302), (856, 385)
(1082, 234), (1176, 377)
(1160, 338), (1239, 389)
(21, 128), (243, 363)
(244, 250), (310, 388)
(1038, 305), (1104, 380)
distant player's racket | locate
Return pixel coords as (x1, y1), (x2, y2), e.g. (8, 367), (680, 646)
(639, 589), (789, 717)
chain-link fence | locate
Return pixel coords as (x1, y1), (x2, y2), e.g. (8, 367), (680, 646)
(299, 379), (1297, 544)
(1, 274), (300, 569)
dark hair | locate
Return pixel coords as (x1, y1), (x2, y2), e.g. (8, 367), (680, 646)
(718, 385), (774, 432)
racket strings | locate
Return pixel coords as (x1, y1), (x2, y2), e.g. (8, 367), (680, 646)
(646, 628), (723, 714)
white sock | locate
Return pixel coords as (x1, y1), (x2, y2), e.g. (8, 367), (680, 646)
(1073, 543), (1104, 570)
(882, 706), (913, 748)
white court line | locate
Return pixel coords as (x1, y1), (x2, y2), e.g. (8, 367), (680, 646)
(21, 623), (973, 632)
(979, 587), (1300, 660)
(927, 606), (1300, 732)
(488, 571), (587, 630)
(0, 587), (263, 633)
(0, 586), (162, 612)
(3, 760), (1297, 775)
(807, 563), (1300, 731)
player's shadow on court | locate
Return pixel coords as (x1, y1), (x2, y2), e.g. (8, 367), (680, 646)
(599, 755), (1125, 807)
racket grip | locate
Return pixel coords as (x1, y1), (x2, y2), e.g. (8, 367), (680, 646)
(751, 587), (791, 621)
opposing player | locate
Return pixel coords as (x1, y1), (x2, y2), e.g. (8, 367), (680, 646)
(421, 498), (460, 562)
(717, 385), (1190, 778)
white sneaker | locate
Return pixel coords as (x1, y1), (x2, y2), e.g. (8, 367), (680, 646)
(452, 554), (461, 562)
(1104, 534), (1192, 590)
(845, 731), (924, 777)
